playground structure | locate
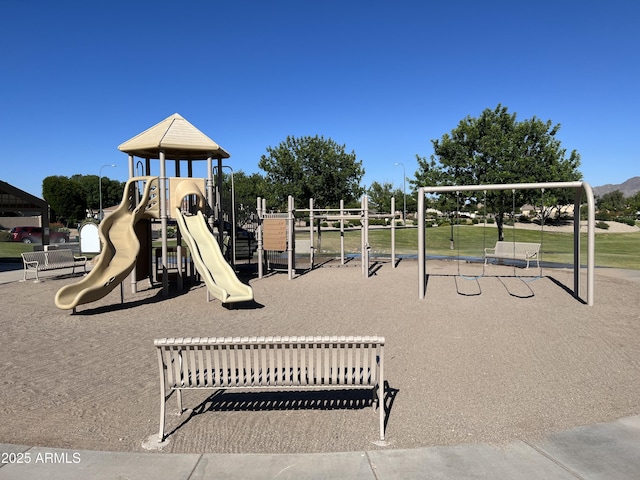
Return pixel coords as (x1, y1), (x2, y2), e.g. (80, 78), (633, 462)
(256, 195), (400, 280)
(416, 181), (596, 305)
(55, 114), (253, 311)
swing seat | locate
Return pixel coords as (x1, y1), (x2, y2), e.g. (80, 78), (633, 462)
(484, 241), (541, 268)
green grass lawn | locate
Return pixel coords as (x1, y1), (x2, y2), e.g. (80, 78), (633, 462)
(306, 225), (640, 270)
(0, 242), (40, 262)
(2, 225), (638, 270)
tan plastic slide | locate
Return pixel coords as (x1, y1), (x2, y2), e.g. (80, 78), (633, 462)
(175, 208), (254, 304)
(55, 176), (160, 310)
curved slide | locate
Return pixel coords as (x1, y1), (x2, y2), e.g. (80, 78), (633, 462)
(55, 177), (160, 310)
(175, 208), (254, 304)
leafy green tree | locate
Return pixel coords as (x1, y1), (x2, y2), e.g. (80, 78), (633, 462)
(367, 181), (404, 214)
(70, 174), (124, 216)
(412, 104), (582, 240)
(220, 170), (269, 225)
(42, 176), (86, 226)
(597, 190), (626, 213)
(628, 191), (640, 217)
(258, 135), (365, 209)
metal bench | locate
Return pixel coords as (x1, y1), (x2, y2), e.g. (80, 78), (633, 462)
(484, 241), (541, 268)
(21, 249), (88, 282)
(154, 335), (386, 442)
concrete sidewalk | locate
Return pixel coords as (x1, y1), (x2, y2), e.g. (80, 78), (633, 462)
(1, 415), (639, 479)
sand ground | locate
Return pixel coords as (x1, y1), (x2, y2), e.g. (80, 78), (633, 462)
(0, 258), (639, 455)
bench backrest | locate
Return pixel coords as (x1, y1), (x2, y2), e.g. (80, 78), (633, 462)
(44, 249), (76, 264)
(22, 249), (76, 266)
(494, 241), (540, 256)
(155, 336), (384, 389)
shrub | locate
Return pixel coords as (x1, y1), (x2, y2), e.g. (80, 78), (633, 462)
(518, 215), (532, 224)
(50, 222), (70, 233)
(596, 221), (609, 230)
(0, 231), (12, 242)
(616, 217), (637, 227)
(596, 212), (612, 221)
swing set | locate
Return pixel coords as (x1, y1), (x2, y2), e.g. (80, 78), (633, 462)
(417, 182), (597, 305)
(453, 188), (546, 281)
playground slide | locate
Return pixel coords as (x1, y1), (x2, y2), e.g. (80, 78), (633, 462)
(55, 177), (160, 310)
(175, 209), (254, 304)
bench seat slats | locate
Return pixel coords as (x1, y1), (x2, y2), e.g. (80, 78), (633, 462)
(155, 335), (385, 442)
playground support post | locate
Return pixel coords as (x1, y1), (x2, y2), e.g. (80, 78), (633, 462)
(159, 150), (169, 297)
(257, 197), (264, 279)
(309, 198), (315, 269)
(418, 182), (595, 306)
(340, 199), (345, 265)
(288, 195), (294, 280)
(362, 195), (369, 278)
(391, 197), (396, 268)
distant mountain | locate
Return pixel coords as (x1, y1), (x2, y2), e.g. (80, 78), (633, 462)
(593, 176), (640, 198)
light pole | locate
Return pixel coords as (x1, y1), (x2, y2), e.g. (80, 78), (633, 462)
(99, 164), (117, 221)
(394, 162), (406, 224)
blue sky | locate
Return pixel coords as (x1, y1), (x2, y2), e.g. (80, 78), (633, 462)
(2, 0), (638, 198)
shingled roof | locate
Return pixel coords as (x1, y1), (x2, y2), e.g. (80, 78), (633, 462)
(118, 113), (230, 160)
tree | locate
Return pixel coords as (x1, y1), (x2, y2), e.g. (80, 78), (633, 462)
(220, 170), (269, 225)
(70, 174), (124, 216)
(412, 105), (582, 240)
(42, 176), (87, 226)
(367, 181), (404, 214)
(628, 192), (640, 217)
(43, 174), (125, 225)
(597, 190), (626, 213)
(258, 135), (365, 209)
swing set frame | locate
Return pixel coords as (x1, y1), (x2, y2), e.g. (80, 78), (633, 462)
(417, 182), (596, 306)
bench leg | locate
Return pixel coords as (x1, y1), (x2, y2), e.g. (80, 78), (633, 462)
(177, 389), (183, 412)
(378, 382), (385, 441)
(159, 392), (166, 442)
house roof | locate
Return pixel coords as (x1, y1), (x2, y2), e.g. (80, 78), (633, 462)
(118, 113), (230, 160)
(0, 180), (48, 214)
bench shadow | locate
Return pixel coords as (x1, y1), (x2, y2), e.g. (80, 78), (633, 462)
(166, 382), (398, 440)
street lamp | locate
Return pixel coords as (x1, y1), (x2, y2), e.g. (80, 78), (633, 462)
(394, 162), (406, 224)
(99, 164), (117, 221)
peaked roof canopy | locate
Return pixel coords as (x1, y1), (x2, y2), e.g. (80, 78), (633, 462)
(118, 113), (230, 160)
